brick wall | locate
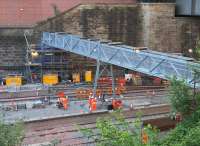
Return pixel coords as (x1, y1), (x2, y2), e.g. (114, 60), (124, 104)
(34, 4), (140, 76)
(0, 0), (136, 27)
(0, 28), (27, 66)
(2, 3), (200, 78)
(138, 3), (200, 53)
(32, 3), (200, 78)
(176, 17), (200, 55)
(34, 3), (200, 54)
(35, 4), (139, 44)
(0, 28), (28, 77)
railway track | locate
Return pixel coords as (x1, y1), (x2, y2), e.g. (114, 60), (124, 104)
(22, 104), (174, 146)
(0, 90), (168, 105)
(0, 85), (168, 102)
(0, 85), (172, 145)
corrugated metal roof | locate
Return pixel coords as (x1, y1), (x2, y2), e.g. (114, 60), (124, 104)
(0, 0), (135, 28)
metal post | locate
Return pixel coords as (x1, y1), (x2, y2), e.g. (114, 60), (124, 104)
(24, 32), (33, 83)
(93, 60), (100, 97)
(193, 73), (196, 98)
(110, 65), (115, 97)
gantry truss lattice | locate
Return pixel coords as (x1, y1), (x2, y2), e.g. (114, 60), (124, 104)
(42, 32), (200, 88)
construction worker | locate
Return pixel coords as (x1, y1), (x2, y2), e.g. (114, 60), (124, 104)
(142, 129), (148, 145)
(57, 92), (69, 110)
(88, 92), (93, 104)
(90, 97), (97, 111)
(62, 95), (68, 110)
(88, 93), (97, 111)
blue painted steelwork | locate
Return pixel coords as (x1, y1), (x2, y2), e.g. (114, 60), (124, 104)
(93, 60), (100, 97)
(41, 32), (200, 87)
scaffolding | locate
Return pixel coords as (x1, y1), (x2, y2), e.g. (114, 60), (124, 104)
(33, 47), (69, 81)
(24, 31), (97, 84)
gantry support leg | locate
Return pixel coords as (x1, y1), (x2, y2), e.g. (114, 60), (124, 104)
(93, 60), (100, 97)
(110, 65), (115, 97)
(93, 60), (116, 98)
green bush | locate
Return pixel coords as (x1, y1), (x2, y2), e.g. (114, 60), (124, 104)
(160, 122), (200, 146)
(80, 77), (200, 146)
(80, 111), (158, 146)
(0, 119), (24, 146)
(159, 110), (200, 146)
(168, 77), (192, 116)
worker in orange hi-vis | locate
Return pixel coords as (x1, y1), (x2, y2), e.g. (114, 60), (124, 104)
(90, 98), (97, 111)
(88, 93), (97, 111)
(62, 96), (68, 110)
(88, 93), (93, 105)
(142, 130), (149, 145)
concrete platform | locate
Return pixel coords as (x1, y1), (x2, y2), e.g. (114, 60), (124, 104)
(1, 96), (168, 123)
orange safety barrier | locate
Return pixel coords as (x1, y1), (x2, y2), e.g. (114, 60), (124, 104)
(96, 89), (102, 97)
(105, 87), (126, 95)
(98, 77), (126, 86)
(98, 77), (112, 85)
(75, 88), (91, 98)
(75, 85), (126, 99)
(75, 88), (102, 98)
(116, 78), (126, 87)
(107, 88), (112, 95)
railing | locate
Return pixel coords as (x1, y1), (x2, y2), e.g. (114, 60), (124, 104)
(0, 84), (48, 93)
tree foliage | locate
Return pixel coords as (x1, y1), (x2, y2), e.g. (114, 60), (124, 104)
(168, 77), (192, 116)
(80, 75), (200, 146)
(159, 109), (200, 146)
(80, 111), (158, 146)
(0, 119), (24, 146)
(159, 76), (200, 146)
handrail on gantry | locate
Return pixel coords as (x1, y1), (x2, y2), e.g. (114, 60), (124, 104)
(41, 32), (200, 88)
